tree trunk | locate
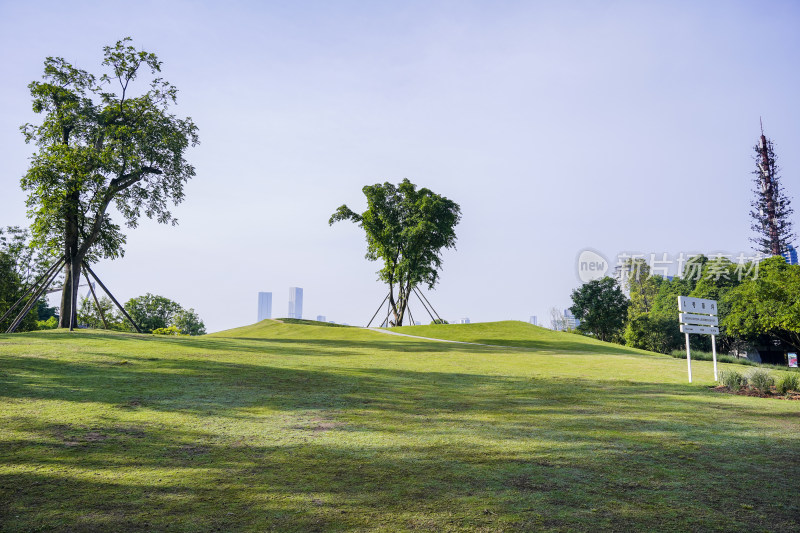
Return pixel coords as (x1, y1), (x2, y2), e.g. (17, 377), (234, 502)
(59, 197), (82, 329)
(387, 282), (408, 327)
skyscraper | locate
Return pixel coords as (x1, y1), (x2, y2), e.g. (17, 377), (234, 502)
(783, 244), (798, 265)
(564, 309), (580, 330)
(529, 315), (537, 326)
(257, 292), (272, 321)
(288, 287), (303, 319)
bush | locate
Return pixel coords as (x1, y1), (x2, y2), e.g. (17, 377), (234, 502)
(776, 374), (800, 395)
(720, 369), (747, 392)
(36, 316), (58, 330)
(670, 350), (756, 366)
(152, 325), (183, 336)
(747, 369), (775, 394)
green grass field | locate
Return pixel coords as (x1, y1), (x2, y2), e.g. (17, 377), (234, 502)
(1, 320), (798, 532)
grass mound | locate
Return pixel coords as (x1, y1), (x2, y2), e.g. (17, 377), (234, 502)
(394, 320), (654, 356)
(1, 322), (799, 531)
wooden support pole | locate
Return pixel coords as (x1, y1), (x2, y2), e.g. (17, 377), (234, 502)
(81, 262), (142, 334)
(406, 300), (416, 327)
(6, 261), (63, 333)
(413, 286), (437, 323)
(83, 265), (109, 330)
(366, 292), (390, 328)
(384, 297), (392, 327)
(414, 287), (442, 323)
(0, 257), (64, 326)
(69, 260), (76, 331)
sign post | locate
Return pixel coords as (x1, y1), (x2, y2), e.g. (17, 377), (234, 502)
(678, 296), (719, 383)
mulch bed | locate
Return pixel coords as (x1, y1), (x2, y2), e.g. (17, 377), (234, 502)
(711, 385), (800, 400)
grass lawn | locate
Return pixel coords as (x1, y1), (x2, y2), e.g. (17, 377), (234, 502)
(1, 320), (798, 531)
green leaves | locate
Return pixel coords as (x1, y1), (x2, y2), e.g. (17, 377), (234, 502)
(723, 256), (800, 349)
(20, 38), (198, 263)
(569, 277), (628, 343)
(331, 179), (461, 325)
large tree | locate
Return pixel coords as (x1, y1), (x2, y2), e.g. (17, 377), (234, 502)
(20, 38), (198, 328)
(330, 179), (461, 327)
(723, 256), (800, 350)
(750, 129), (795, 256)
(569, 277), (628, 342)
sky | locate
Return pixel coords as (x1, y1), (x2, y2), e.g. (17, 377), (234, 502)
(1, 0), (799, 332)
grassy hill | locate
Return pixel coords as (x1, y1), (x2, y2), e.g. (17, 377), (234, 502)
(1, 321), (798, 531)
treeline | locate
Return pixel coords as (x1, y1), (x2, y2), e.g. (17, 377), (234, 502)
(1, 227), (204, 335)
(569, 255), (800, 356)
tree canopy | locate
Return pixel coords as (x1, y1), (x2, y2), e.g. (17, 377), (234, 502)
(21, 38), (198, 328)
(723, 256), (800, 350)
(569, 277), (629, 342)
(330, 179), (461, 326)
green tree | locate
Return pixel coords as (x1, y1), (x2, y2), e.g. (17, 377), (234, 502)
(77, 295), (125, 330)
(329, 179), (461, 326)
(172, 308), (206, 336)
(569, 277), (628, 342)
(723, 256), (800, 350)
(124, 293), (182, 333)
(689, 256), (746, 353)
(20, 38), (198, 328)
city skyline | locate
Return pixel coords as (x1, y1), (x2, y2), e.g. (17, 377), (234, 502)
(1, 2), (798, 332)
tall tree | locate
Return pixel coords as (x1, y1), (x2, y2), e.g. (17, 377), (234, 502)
(751, 127), (795, 256)
(569, 277), (628, 342)
(20, 38), (198, 328)
(330, 179), (461, 326)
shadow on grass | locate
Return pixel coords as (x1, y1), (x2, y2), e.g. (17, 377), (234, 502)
(2, 366), (799, 531)
(2, 334), (800, 531)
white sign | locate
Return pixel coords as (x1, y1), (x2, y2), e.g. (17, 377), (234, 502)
(679, 313), (719, 326)
(677, 295), (720, 384)
(681, 324), (720, 335)
(678, 296), (718, 315)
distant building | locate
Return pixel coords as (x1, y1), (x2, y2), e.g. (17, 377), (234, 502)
(288, 287), (303, 319)
(553, 309), (580, 331)
(783, 244), (798, 265)
(316, 315), (326, 322)
(257, 292), (272, 321)
(459, 318), (470, 324)
(564, 309), (580, 330)
(529, 315), (537, 326)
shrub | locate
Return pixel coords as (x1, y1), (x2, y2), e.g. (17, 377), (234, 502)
(36, 316), (58, 330)
(720, 369), (747, 392)
(670, 350), (756, 366)
(747, 369), (775, 394)
(152, 325), (183, 336)
(776, 374), (800, 395)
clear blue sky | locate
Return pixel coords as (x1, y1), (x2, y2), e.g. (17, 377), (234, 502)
(1, 1), (798, 332)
